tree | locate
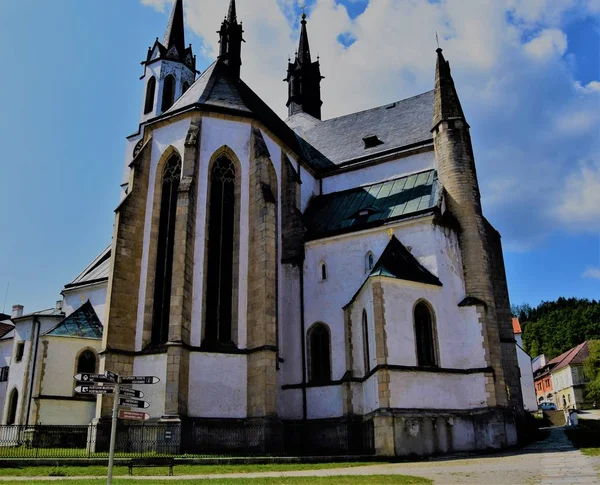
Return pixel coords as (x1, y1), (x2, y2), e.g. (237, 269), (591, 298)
(584, 340), (600, 403)
(517, 298), (600, 359)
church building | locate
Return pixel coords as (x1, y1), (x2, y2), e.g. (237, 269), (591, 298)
(95, 0), (524, 456)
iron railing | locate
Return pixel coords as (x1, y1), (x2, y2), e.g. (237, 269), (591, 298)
(0, 420), (374, 459)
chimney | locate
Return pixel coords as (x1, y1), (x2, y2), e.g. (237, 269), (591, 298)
(55, 300), (63, 312)
(12, 305), (24, 319)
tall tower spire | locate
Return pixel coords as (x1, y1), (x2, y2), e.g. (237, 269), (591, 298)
(286, 13), (324, 120)
(431, 48), (523, 412)
(218, 0), (244, 79)
(163, 0), (186, 57)
(432, 48), (466, 130)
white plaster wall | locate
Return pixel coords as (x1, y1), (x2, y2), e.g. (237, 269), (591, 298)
(362, 374), (379, 414)
(302, 219), (484, 390)
(62, 283), (108, 324)
(552, 367), (573, 392)
(187, 353), (247, 418)
(390, 372), (488, 409)
(133, 354), (168, 418)
(321, 150), (435, 194)
(35, 400), (95, 426)
(135, 117), (191, 351)
(306, 386), (343, 419)
(38, 337), (102, 398)
(515, 343), (537, 411)
(190, 117), (251, 348)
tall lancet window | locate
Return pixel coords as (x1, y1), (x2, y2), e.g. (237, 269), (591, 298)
(152, 155), (181, 345)
(161, 74), (175, 112)
(414, 301), (438, 367)
(205, 157), (236, 345)
(144, 76), (156, 114)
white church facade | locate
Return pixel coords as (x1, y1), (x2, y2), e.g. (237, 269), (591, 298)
(0, 0), (525, 457)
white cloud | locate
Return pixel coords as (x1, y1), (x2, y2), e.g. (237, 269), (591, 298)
(524, 29), (567, 61)
(556, 160), (600, 231)
(140, 0), (172, 12)
(140, 0), (600, 250)
(583, 267), (600, 280)
(575, 80), (600, 94)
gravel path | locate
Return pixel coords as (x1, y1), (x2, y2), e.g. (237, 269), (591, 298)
(0, 427), (598, 484)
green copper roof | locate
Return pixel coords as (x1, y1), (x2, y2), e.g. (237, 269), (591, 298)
(304, 169), (439, 240)
(44, 301), (102, 339)
(344, 235), (442, 309)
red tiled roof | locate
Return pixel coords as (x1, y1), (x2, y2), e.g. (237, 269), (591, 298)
(512, 317), (522, 334)
(550, 342), (589, 373)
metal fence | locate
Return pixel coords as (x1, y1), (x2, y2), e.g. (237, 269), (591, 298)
(0, 420), (374, 459)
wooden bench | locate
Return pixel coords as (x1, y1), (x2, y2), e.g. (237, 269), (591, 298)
(128, 458), (174, 476)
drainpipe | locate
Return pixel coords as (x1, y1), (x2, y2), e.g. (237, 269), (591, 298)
(25, 317), (41, 427)
(299, 264), (307, 420)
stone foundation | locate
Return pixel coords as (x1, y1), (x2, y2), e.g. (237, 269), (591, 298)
(369, 407), (518, 457)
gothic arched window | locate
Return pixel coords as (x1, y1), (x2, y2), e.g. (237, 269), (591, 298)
(77, 350), (97, 374)
(152, 155), (181, 345)
(308, 323), (331, 383)
(161, 74), (176, 112)
(414, 301), (438, 367)
(205, 157), (236, 345)
(144, 76), (156, 114)
(6, 389), (18, 425)
(182, 81), (190, 94)
(362, 310), (370, 374)
(320, 262), (327, 281)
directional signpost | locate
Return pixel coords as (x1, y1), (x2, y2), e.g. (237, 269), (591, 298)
(118, 409), (150, 421)
(73, 370), (159, 485)
(119, 397), (150, 409)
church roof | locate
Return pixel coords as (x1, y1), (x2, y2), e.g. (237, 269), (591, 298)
(164, 60), (304, 159)
(344, 235), (441, 309)
(371, 235), (442, 286)
(64, 245), (111, 290)
(304, 169), (439, 240)
(288, 90), (434, 169)
(43, 301), (102, 339)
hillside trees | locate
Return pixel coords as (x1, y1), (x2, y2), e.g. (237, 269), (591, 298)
(512, 298), (600, 359)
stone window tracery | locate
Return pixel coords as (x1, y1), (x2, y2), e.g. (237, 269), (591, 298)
(151, 155), (181, 345)
(204, 157), (236, 346)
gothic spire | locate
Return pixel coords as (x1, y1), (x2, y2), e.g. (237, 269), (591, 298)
(227, 0), (237, 24)
(286, 13), (323, 120)
(218, 0), (244, 79)
(298, 13), (311, 65)
(432, 48), (466, 130)
(163, 0), (186, 56)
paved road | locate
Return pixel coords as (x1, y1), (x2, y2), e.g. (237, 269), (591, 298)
(0, 427), (598, 484)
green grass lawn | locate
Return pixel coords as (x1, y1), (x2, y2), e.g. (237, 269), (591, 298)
(565, 418), (600, 456)
(0, 462), (381, 477)
(0, 477), (432, 485)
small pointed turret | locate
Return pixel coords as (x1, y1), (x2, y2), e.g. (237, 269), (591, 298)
(218, 0), (244, 79)
(163, 0), (186, 57)
(285, 13), (324, 120)
(432, 48), (466, 130)
(139, 0), (196, 121)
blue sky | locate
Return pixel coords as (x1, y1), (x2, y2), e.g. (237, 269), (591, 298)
(0, 0), (598, 315)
